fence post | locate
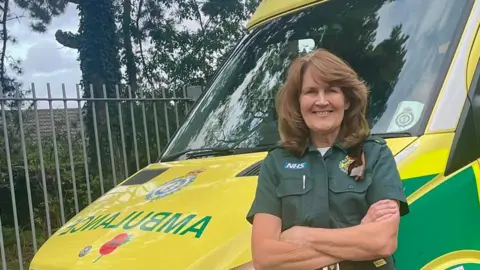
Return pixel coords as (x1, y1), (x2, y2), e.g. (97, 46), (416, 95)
(0, 82), (193, 268)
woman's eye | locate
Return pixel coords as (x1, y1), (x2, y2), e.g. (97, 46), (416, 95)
(328, 87), (339, 93)
(303, 89), (314, 94)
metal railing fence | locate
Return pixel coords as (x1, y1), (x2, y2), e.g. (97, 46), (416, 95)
(0, 82), (196, 270)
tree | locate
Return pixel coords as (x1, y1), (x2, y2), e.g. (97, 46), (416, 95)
(136, 0), (259, 91)
(55, 0), (123, 185)
(14, 0), (69, 32)
(1, 0), (70, 96)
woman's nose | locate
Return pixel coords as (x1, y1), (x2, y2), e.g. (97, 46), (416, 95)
(314, 94), (329, 106)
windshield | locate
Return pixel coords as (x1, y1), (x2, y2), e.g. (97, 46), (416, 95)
(162, 0), (472, 157)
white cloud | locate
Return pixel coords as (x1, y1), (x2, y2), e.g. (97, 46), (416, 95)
(7, 2), (81, 109)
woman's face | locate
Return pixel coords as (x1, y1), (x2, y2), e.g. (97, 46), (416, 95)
(299, 66), (350, 136)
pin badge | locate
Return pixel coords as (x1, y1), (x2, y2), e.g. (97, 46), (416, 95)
(373, 259), (387, 267)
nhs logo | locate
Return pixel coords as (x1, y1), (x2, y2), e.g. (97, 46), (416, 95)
(284, 162), (307, 169)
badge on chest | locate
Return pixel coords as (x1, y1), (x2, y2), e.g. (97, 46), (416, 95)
(338, 153), (366, 181)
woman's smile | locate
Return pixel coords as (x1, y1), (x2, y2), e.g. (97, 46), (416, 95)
(312, 110), (333, 116)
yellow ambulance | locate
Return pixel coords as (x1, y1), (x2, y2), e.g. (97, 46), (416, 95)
(29, 0), (480, 269)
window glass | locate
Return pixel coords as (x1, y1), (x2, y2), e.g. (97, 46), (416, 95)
(162, 0), (471, 156)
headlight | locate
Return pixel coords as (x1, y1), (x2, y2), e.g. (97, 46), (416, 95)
(230, 261), (255, 270)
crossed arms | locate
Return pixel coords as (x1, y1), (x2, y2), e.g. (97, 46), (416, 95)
(250, 199), (400, 270)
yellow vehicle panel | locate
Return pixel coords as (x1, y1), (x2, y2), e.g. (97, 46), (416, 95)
(247, 0), (327, 29)
(29, 0), (480, 269)
(29, 138), (415, 270)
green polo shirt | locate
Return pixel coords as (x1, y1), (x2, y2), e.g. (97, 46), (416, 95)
(246, 135), (409, 270)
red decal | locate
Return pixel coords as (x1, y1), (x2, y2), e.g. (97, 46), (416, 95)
(93, 233), (131, 263)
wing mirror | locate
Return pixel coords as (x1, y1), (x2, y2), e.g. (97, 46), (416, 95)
(186, 85), (203, 103)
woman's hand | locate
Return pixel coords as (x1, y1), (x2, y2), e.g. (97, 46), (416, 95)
(361, 199), (399, 224)
(251, 214), (341, 269)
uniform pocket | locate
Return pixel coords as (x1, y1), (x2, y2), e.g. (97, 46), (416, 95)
(276, 176), (312, 196)
(328, 173), (372, 222)
(328, 173), (371, 193)
(276, 177), (313, 230)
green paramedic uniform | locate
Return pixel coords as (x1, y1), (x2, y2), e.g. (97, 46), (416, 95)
(246, 136), (410, 270)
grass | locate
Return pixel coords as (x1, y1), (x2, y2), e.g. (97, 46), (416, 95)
(1, 226), (47, 270)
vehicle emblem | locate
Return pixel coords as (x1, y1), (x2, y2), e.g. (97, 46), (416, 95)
(146, 169), (204, 201)
(93, 233), (132, 263)
(79, 245), (92, 257)
(395, 107), (414, 128)
(387, 100), (424, 132)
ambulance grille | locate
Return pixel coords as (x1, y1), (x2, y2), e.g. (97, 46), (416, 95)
(121, 168), (169, 185)
(236, 160), (263, 177)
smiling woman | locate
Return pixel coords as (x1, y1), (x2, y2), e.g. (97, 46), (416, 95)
(246, 49), (409, 270)
(276, 49), (370, 156)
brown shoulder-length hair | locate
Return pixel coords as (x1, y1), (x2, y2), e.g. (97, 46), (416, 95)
(276, 48), (370, 157)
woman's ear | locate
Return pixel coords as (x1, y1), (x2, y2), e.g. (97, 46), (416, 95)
(344, 99), (350, 111)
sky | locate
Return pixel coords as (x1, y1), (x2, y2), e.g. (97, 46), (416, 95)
(6, 2), (204, 110)
(8, 2), (81, 109)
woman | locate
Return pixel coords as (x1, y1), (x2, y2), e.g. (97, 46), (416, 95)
(246, 49), (409, 270)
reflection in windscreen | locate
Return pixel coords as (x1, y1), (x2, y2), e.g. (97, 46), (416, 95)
(162, 0), (470, 156)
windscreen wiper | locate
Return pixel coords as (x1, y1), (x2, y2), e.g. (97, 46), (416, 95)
(372, 132), (412, 139)
(160, 147), (234, 162)
(159, 143), (278, 162)
(231, 143), (278, 154)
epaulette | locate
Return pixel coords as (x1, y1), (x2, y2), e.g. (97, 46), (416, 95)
(267, 143), (297, 158)
(364, 135), (386, 145)
(267, 142), (282, 153)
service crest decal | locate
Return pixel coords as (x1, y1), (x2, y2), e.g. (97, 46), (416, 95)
(146, 169), (204, 201)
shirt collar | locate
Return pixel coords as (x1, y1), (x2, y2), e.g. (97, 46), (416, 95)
(302, 139), (348, 156)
